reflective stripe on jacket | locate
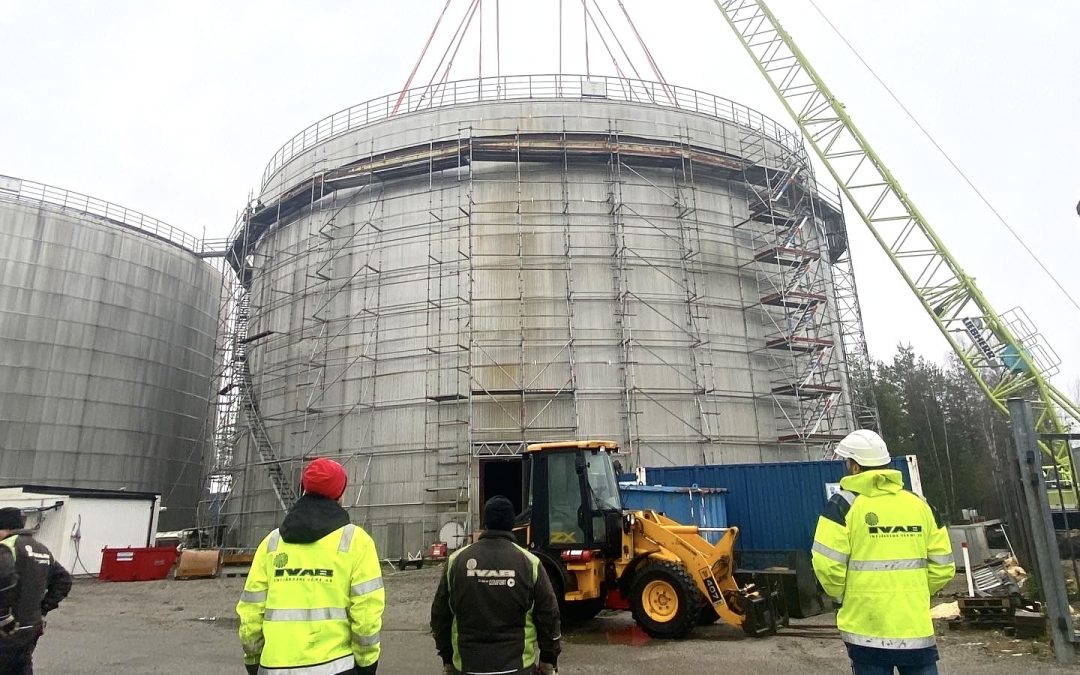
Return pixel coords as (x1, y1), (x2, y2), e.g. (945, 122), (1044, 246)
(236, 522), (384, 673)
(811, 469), (955, 649)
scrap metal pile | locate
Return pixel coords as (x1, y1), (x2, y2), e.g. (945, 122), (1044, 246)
(943, 556), (1047, 637)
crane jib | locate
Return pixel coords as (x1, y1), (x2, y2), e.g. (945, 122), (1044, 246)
(713, 0), (1080, 481)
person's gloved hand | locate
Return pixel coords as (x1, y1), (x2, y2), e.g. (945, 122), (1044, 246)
(0, 614), (16, 636)
(538, 662), (558, 675)
(442, 663), (455, 675)
(245, 663), (258, 675)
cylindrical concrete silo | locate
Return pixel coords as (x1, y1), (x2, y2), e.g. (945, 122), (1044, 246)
(0, 176), (221, 529)
(225, 75), (858, 552)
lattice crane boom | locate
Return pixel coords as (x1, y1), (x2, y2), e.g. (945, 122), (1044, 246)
(712, 0), (1080, 475)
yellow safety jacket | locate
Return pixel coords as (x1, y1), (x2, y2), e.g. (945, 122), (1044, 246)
(811, 469), (955, 649)
(237, 522), (384, 674)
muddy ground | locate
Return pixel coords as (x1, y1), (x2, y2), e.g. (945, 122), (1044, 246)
(32, 567), (1074, 674)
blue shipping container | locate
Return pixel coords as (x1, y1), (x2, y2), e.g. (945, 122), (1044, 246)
(618, 484), (729, 544)
(642, 457), (915, 553)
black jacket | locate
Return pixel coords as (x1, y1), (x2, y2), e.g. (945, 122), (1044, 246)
(0, 533), (72, 632)
(431, 531), (561, 675)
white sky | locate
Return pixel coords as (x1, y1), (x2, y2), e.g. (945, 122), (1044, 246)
(3, 0), (1078, 391)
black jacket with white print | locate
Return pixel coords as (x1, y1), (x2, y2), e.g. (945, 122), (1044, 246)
(431, 530), (561, 675)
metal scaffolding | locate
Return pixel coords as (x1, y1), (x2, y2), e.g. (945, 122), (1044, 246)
(735, 115), (853, 455)
(207, 75), (875, 549)
(424, 130), (474, 529)
(606, 125), (722, 468)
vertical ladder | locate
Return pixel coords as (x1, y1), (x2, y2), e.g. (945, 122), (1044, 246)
(608, 124), (640, 463)
(673, 130), (717, 463)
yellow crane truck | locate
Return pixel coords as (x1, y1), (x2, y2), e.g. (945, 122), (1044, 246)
(513, 440), (784, 638)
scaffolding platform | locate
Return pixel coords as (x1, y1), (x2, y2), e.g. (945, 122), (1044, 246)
(753, 246), (820, 268)
(427, 393), (469, 402)
(778, 432), (849, 444)
(471, 388), (576, 397)
(765, 336), (833, 353)
(771, 383), (841, 399)
(746, 202), (798, 227)
(759, 290), (825, 309)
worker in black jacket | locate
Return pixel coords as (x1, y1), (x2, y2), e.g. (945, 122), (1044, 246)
(431, 496), (561, 675)
(0, 507), (72, 674)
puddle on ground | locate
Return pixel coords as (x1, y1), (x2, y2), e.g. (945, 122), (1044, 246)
(566, 623), (654, 647)
(604, 624), (654, 646)
(563, 612), (657, 647)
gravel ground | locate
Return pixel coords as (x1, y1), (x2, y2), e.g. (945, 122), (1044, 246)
(30, 567), (1075, 674)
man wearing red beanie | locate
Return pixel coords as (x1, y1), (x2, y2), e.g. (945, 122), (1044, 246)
(238, 458), (384, 675)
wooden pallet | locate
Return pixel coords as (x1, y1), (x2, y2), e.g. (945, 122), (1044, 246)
(220, 565), (250, 578)
(950, 596), (1013, 628)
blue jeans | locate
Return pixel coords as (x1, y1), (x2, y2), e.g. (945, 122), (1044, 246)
(851, 662), (938, 675)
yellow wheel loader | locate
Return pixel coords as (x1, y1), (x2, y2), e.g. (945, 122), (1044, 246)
(513, 440), (785, 638)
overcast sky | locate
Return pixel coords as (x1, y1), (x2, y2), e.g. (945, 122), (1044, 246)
(3, 1), (1078, 393)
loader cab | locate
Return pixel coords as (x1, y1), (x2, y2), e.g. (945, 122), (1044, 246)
(521, 440), (624, 557)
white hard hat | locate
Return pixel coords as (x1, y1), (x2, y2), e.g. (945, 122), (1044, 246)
(834, 429), (890, 467)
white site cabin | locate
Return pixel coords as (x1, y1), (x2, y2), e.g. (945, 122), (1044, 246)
(0, 485), (161, 576)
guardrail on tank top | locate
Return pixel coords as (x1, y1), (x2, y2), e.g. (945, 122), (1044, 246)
(0, 174), (202, 254)
(258, 73), (812, 189)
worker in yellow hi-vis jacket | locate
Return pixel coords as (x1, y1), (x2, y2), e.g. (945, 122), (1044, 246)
(812, 430), (955, 675)
(237, 458), (384, 675)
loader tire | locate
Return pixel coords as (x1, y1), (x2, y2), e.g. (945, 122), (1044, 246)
(629, 561), (702, 639)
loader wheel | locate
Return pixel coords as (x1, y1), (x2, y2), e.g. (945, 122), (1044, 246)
(629, 562), (702, 639)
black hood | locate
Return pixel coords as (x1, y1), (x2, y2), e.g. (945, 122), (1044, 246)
(279, 493), (350, 544)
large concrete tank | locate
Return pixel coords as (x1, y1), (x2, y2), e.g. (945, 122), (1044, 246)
(0, 176), (221, 529)
(225, 75), (857, 551)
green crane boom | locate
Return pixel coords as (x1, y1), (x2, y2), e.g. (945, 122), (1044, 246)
(712, 0), (1080, 478)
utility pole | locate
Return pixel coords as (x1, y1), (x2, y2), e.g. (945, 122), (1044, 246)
(1008, 397), (1075, 665)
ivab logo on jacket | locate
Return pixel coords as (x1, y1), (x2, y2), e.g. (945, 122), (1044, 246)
(465, 557), (518, 586)
(269, 550), (335, 579)
(864, 511), (923, 536)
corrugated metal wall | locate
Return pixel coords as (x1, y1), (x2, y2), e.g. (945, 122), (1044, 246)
(642, 458), (913, 552)
(0, 199), (221, 529)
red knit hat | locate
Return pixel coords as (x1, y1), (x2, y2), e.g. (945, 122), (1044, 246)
(301, 458), (348, 500)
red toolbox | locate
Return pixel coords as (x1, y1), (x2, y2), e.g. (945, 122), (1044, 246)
(99, 546), (179, 582)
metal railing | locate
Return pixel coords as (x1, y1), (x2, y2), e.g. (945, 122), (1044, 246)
(259, 73), (809, 188)
(0, 174), (203, 254)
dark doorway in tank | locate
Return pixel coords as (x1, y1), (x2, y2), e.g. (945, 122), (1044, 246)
(479, 458), (524, 515)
